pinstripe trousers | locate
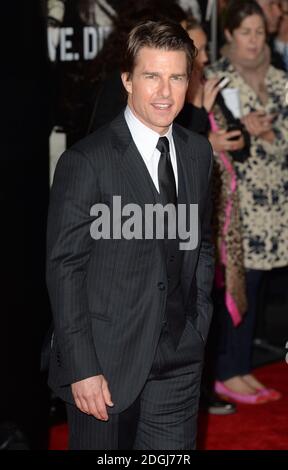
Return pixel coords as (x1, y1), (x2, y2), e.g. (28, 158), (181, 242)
(66, 319), (204, 450)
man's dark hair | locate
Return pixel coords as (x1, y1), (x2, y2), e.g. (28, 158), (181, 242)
(224, 0), (267, 34)
(122, 20), (197, 77)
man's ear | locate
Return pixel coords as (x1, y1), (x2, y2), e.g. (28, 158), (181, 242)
(121, 72), (132, 94)
(224, 28), (233, 43)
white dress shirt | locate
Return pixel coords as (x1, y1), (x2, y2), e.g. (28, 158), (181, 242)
(124, 105), (178, 194)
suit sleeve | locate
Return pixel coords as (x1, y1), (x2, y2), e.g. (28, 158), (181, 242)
(195, 145), (215, 343)
(46, 148), (103, 386)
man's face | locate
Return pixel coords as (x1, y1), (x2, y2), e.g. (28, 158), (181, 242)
(257, 0), (282, 33)
(121, 47), (189, 135)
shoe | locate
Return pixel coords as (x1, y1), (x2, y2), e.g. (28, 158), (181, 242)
(214, 381), (268, 404)
(207, 399), (237, 415)
(257, 388), (282, 401)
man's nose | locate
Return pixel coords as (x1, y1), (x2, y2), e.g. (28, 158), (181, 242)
(158, 78), (171, 97)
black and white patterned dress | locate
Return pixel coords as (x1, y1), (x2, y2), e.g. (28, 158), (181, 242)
(207, 57), (288, 270)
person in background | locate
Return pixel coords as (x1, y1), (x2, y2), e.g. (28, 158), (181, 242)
(255, 0), (286, 69)
(207, 0), (288, 403)
(256, 0), (282, 33)
(177, 17), (250, 414)
(177, 17), (220, 134)
(274, 0), (288, 70)
(178, 16), (249, 152)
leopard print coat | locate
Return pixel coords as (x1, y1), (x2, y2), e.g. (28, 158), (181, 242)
(207, 57), (288, 270)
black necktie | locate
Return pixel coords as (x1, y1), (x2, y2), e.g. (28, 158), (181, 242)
(157, 137), (177, 206)
(157, 137), (185, 350)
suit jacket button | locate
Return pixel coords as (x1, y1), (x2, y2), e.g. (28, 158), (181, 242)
(157, 282), (165, 291)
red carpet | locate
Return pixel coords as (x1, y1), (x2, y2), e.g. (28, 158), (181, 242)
(49, 361), (288, 450)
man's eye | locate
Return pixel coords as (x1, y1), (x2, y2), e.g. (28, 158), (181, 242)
(145, 74), (156, 79)
(172, 76), (183, 81)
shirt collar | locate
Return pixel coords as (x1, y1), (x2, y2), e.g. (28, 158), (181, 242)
(124, 105), (173, 165)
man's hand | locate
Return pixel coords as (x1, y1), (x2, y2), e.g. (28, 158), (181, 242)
(71, 375), (114, 420)
(209, 129), (244, 153)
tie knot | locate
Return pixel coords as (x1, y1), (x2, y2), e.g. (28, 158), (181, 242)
(156, 136), (170, 154)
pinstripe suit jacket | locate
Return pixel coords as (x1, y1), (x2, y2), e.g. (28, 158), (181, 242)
(46, 112), (214, 413)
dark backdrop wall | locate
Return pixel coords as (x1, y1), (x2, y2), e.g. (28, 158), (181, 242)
(0, 0), (51, 449)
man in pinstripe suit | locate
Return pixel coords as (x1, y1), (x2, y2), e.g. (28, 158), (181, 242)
(46, 20), (214, 450)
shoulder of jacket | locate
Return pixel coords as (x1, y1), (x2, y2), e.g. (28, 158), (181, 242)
(267, 65), (287, 82)
(174, 123), (212, 166)
(71, 124), (111, 155)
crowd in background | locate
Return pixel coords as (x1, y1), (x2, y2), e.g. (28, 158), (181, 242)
(47, 0), (288, 413)
(1, 0), (287, 450)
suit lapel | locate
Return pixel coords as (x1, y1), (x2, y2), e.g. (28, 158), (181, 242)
(110, 112), (157, 207)
(109, 112), (166, 261)
(173, 125), (200, 303)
